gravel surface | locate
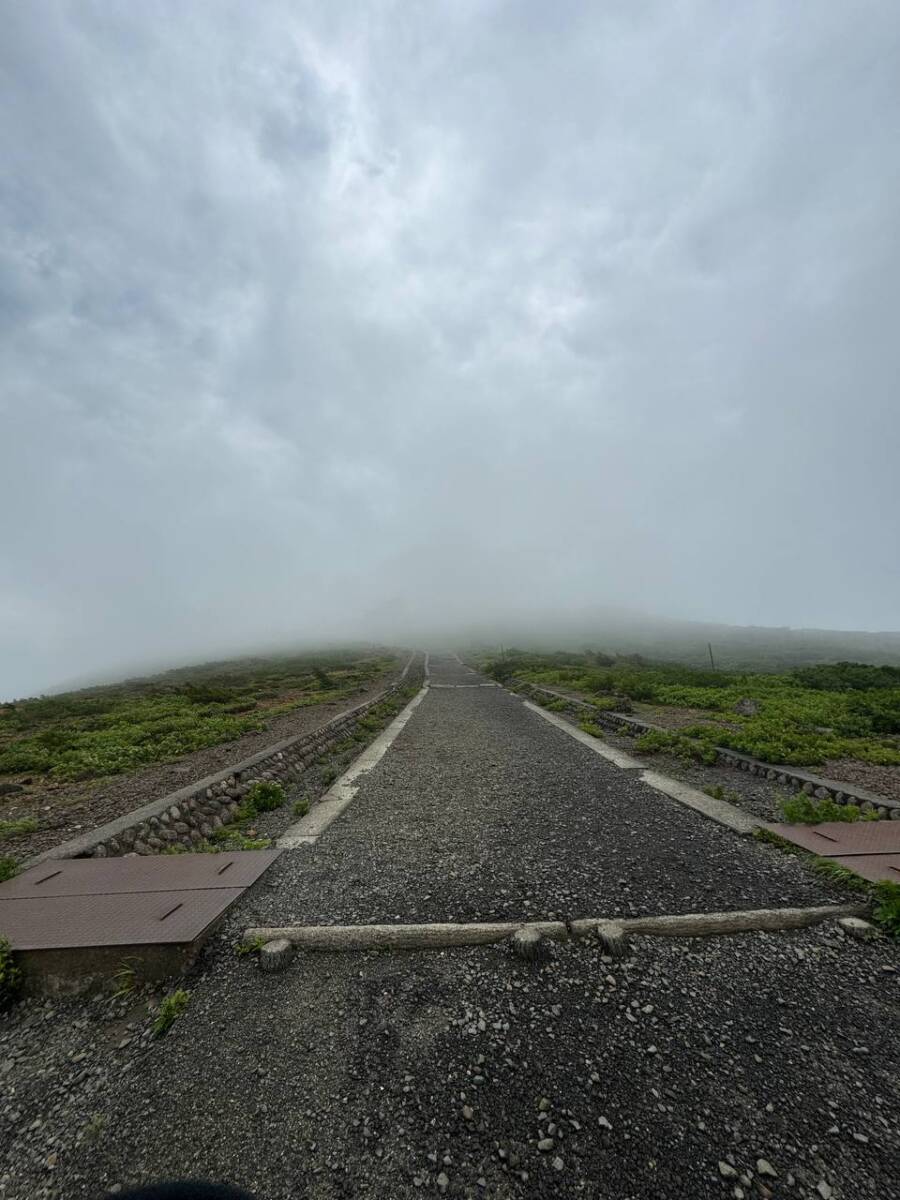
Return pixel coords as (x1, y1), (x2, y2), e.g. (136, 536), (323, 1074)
(0, 669), (400, 863)
(2, 654), (898, 1200)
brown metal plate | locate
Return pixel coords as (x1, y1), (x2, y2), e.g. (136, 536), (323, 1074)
(829, 854), (900, 884)
(764, 821), (900, 857)
(0, 850), (280, 898)
(0, 889), (245, 950)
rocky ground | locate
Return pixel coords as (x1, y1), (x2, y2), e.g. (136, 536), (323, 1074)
(0, 666), (400, 864)
(1, 655), (898, 1200)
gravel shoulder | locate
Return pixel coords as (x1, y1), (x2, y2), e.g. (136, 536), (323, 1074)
(2, 654), (898, 1200)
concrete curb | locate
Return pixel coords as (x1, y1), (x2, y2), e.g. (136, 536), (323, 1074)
(525, 698), (757, 834)
(244, 903), (866, 952)
(277, 686), (429, 848)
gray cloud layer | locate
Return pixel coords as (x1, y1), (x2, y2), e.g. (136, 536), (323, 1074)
(2, 1), (899, 696)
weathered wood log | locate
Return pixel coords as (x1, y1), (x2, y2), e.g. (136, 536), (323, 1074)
(244, 920), (568, 951)
(246, 904), (865, 954)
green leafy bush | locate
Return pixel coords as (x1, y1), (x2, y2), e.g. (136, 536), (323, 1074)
(779, 793), (874, 824)
(292, 798), (310, 818)
(244, 781), (285, 813)
(0, 858), (18, 882)
(635, 728), (718, 765)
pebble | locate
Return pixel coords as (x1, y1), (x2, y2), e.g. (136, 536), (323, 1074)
(817, 1182), (833, 1200)
(436, 1171), (449, 1193)
(718, 1161), (738, 1179)
(537, 1138), (555, 1152)
(756, 1159), (778, 1178)
(552, 1156), (564, 1171)
(461, 1106), (473, 1121)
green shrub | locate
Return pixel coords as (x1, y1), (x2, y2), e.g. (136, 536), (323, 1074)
(635, 728), (718, 765)
(292, 798), (310, 818)
(0, 858), (18, 882)
(244, 781), (285, 813)
(779, 793), (872, 824)
(152, 988), (190, 1036)
(872, 881), (900, 936)
(0, 937), (22, 1011)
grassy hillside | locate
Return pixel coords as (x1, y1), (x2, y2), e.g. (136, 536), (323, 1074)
(0, 648), (397, 784)
(484, 650), (900, 769)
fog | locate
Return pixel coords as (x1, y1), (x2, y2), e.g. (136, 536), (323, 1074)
(2, 2), (899, 699)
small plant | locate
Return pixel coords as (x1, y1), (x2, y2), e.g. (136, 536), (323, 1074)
(244, 780), (285, 813)
(320, 766), (337, 785)
(236, 934), (266, 957)
(292, 797), (310, 818)
(152, 988), (190, 1036)
(579, 720), (605, 739)
(872, 881), (900, 937)
(702, 784), (742, 804)
(0, 857), (18, 883)
(0, 936), (22, 1012)
(83, 1112), (106, 1142)
(0, 817), (40, 839)
(112, 958), (138, 998)
(779, 793), (870, 825)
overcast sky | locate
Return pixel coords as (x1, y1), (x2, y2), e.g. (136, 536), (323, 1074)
(2, 1), (899, 697)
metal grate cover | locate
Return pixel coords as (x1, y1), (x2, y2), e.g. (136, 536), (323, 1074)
(0, 849), (281, 951)
(764, 821), (900, 857)
(0, 849), (280, 897)
(829, 853), (900, 884)
(0, 889), (246, 950)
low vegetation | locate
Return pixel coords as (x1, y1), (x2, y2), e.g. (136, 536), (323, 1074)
(779, 792), (877, 824)
(0, 817), (39, 839)
(484, 652), (900, 769)
(152, 988), (190, 1036)
(0, 649), (395, 784)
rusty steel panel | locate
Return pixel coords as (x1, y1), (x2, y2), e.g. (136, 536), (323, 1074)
(829, 854), (900, 885)
(0, 849), (280, 898)
(0, 889), (245, 950)
(764, 821), (900, 857)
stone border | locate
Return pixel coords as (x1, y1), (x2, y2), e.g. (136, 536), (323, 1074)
(26, 655), (423, 866)
(244, 903), (865, 952)
(516, 682), (899, 820)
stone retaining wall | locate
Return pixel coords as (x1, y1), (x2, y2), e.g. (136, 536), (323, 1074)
(30, 656), (424, 865)
(518, 682), (900, 820)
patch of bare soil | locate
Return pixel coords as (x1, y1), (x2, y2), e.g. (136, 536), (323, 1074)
(0, 670), (399, 864)
(821, 758), (900, 804)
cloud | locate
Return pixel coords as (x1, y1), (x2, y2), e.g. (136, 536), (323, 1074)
(1, 0), (899, 696)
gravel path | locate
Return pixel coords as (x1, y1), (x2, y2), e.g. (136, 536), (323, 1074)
(2, 654), (898, 1200)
